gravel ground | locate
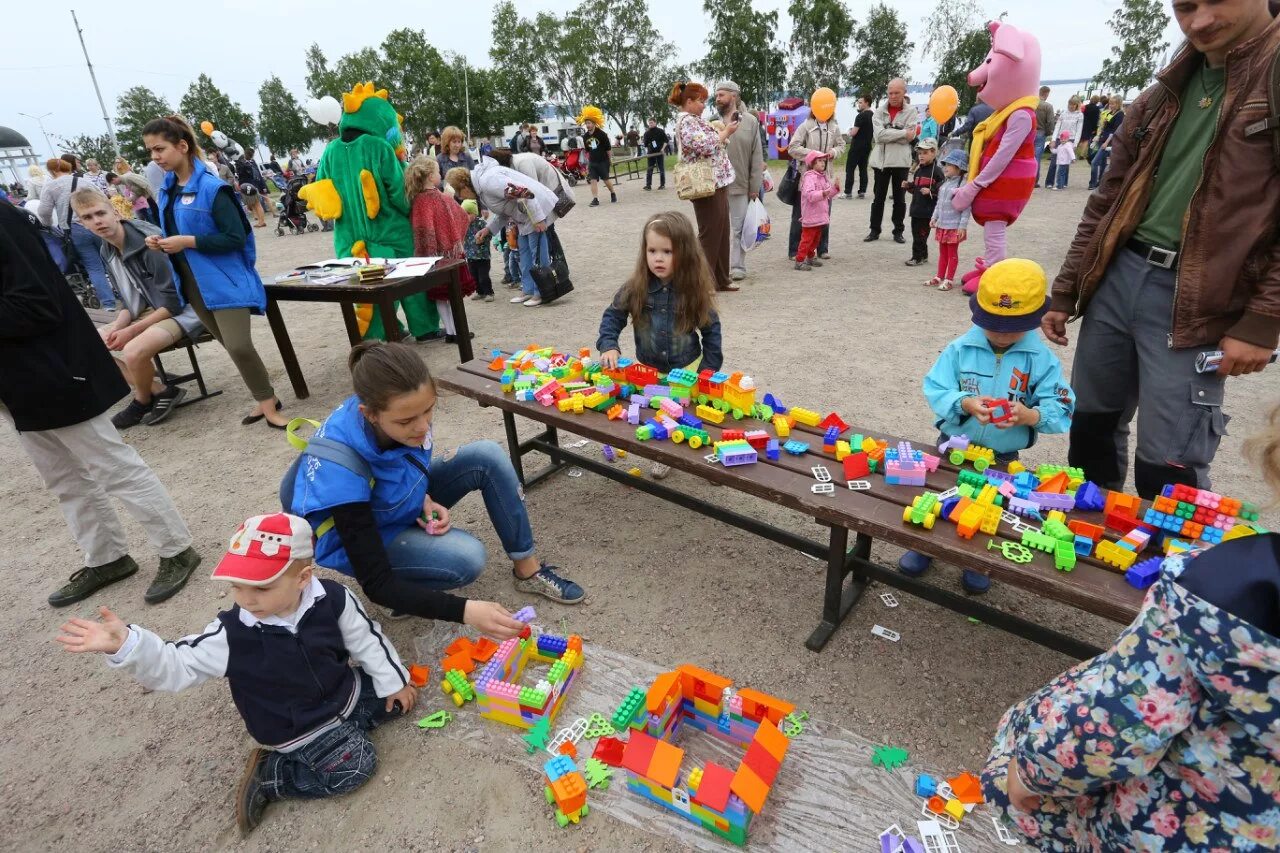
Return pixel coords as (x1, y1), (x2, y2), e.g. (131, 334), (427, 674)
(2, 174), (1276, 852)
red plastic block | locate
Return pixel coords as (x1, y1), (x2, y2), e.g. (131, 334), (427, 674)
(621, 729), (659, 777)
(1105, 511), (1142, 535)
(742, 740), (780, 786)
(692, 761), (734, 812)
(592, 736), (626, 767)
(1067, 519), (1105, 541)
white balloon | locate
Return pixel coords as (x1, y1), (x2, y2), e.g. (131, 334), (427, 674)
(306, 95), (341, 126)
(210, 130), (230, 149)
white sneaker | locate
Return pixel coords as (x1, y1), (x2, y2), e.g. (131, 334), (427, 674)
(730, 269), (746, 281)
(523, 296), (543, 307)
(510, 295), (527, 303)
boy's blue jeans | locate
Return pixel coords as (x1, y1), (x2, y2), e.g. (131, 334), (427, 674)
(1055, 164), (1070, 189)
(384, 441), (535, 590)
(517, 231), (550, 298)
(70, 223), (116, 310)
(260, 671), (397, 801)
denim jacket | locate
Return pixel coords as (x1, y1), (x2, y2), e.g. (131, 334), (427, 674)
(596, 277), (723, 373)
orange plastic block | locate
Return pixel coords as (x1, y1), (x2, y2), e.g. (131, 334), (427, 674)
(550, 773), (587, 815)
(558, 741), (578, 759)
(736, 688), (795, 725)
(1067, 519), (1105, 541)
(646, 670), (681, 714)
(487, 354), (506, 370)
(949, 771), (984, 804)
(567, 635), (583, 653)
(926, 795), (948, 815)
(1104, 491), (1142, 519)
(947, 496), (975, 521)
(647, 739), (685, 788)
(471, 637), (499, 662)
(606, 404), (624, 420)
(408, 664), (430, 688)
(742, 740), (781, 786)
(752, 718), (791, 763)
(444, 637), (475, 657)
(729, 763), (771, 813)
(955, 503), (985, 539)
(440, 650), (474, 675)
(1038, 471), (1070, 494)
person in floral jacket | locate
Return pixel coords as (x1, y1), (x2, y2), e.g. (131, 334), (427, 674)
(983, 492), (1280, 851)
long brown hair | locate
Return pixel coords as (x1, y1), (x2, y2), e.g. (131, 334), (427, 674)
(141, 115), (202, 166)
(404, 156), (440, 204)
(619, 211), (716, 334)
(349, 341), (436, 413)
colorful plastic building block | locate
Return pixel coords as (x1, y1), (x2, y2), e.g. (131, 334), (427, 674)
(782, 439), (809, 456)
(1096, 539), (1139, 571)
(872, 745), (910, 771)
(903, 492), (942, 529)
(584, 757), (614, 790)
(1054, 540), (1077, 572)
(1125, 555), (1163, 589)
(408, 664), (430, 688)
(543, 755), (589, 827)
(1074, 480), (1106, 511)
(915, 773), (938, 798)
(765, 439), (780, 461)
(789, 406), (821, 426)
(441, 669), (475, 706)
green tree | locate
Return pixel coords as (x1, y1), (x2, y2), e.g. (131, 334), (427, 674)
(115, 86), (172, 166)
(257, 76), (313, 156)
(787, 0), (856, 97)
(378, 29), (449, 142)
(697, 0), (787, 110)
(303, 43), (339, 99)
(53, 133), (116, 167)
(528, 10), (592, 120)
(1095, 0), (1170, 96)
(846, 3), (914, 105)
(576, 0), (676, 132)
(489, 1), (543, 129)
(920, 0), (990, 115)
(180, 73), (256, 152)
(332, 47), (386, 94)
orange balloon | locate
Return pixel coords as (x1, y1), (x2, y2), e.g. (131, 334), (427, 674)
(810, 87), (836, 122)
(929, 86), (959, 124)
(199, 120), (215, 136)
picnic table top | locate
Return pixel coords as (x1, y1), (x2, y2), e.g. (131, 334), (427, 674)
(441, 358), (1148, 626)
(264, 258), (464, 301)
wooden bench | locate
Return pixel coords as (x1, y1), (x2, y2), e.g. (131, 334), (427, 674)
(439, 357), (1146, 660)
(85, 308), (221, 408)
(609, 155), (650, 183)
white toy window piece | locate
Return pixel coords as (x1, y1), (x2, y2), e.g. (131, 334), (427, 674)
(704, 453), (719, 464)
(937, 487), (959, 501)
(811, 482), (835, 495)
(546, 717), (589, 755)
(847, 480), (872, 490)
(871, 624), (900, 642)
(991, 817), (1020, 845)
(879, 592), (899, 607)
(920, 802), (959, 830)
(812, 465), (832, 482)
(917, 819), (961, 852)
(878, 824), (906, 853)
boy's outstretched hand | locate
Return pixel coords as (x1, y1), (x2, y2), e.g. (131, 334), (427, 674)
(56, 606), (128, 655)
(961, 396), (993, 425)
(385, 683), (417, 715)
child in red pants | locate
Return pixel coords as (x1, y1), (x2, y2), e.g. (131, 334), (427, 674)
(928, 149), (970, 292)
(794, 150), (840, 271)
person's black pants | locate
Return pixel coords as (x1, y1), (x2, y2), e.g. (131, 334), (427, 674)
(844, 146), (870, 195)
(788, 198), (829, 257)
(869, 167), (908, 237)
(467, 258), (492, 296)
(910, 217), (931, 261)
(645, 155), (665, 188)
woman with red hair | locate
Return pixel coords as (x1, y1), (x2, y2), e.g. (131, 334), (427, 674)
(668, 81), (740, 293)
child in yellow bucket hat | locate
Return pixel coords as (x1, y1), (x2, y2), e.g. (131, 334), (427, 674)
(902, 258), (1077, 593)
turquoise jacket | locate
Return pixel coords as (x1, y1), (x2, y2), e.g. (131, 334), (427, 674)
(923, 326), (1074, 453)
(290, 395), (433, 575)
(159, 158), (266, 313)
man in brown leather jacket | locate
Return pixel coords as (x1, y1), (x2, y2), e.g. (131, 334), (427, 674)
(1043, 0), (1280, 498)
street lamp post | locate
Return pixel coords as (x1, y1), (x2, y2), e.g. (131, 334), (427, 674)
(19, 112), (56, 159)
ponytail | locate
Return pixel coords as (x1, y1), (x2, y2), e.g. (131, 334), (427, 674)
(141, 115), (202, 166)
(348, 341), (435, 413)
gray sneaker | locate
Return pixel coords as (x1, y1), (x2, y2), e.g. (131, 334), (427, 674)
(111, 399), (152, 430)
(145, 546), (201, 604)
(48, 555), (139, 607)
(142, 385), (187, 425)
(235, 748), (271, 836)
(513, 561), (585, 605)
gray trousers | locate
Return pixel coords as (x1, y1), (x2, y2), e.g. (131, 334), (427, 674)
(1067, 247), (1229, 498)
(728, 192), (749, 274)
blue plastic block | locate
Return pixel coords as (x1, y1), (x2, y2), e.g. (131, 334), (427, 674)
(940, 496), (961, 519)
(763, 392), (787, 414)
(914, 773), (937, 797)
(766, 439), (780, 461)
(537, 634), (568, 656)
(1012, 472), (1040, 492)
(1073, 535), (1093, 556)
(1075, 481), (1106, 511)
(544, 755), (575, 782)
(1125, 556), (1163, 589)
(679, 414), (703, 429)
(783, 439), (809, 456)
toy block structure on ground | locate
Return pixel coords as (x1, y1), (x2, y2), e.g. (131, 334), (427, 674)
(619, 664), (794, 846)
(474, 632), (583, 729)
(543, 754), (590, 827)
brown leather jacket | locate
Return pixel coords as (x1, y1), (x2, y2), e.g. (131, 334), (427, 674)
(1051, 3), (1280, 350)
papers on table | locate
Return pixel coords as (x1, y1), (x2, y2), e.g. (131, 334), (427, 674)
(272, 257), (441, 285)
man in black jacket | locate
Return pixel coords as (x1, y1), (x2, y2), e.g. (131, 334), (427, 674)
(0, 203), (201, 607)
(843, 96), (873, 198)
(642, 118), (668, 190)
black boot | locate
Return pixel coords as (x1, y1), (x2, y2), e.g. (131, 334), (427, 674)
(1068, 411), (1128, 492)
(1135, 458), (1202, 501)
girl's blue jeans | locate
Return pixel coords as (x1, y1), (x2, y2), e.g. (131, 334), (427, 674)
(1090, 148), (1110, 188)
(383, 440), (535, 590)
(517, 231), (549, 297)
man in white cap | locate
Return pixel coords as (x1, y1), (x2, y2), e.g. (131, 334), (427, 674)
(715, 80), (764, 282)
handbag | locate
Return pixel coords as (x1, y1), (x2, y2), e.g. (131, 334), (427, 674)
(673, 114), (717, 201)
(777, 160), (799, 206)
(529, 230), (574, 304)
(552, 180), (576, 218)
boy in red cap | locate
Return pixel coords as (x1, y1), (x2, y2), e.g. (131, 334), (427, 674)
(55, 512), (417, 835)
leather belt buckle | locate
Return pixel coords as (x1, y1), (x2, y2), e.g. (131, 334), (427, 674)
(1145, 245), (1177, 270)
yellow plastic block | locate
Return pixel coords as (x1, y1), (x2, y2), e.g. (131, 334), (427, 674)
(1046, 510), (1067, 525)
(687, 766), (704, 792)
(1096, 540), (1138, 571)
(943, 798), (966, 822)
(789, 407), (821, 427)
(979, 505), (1002, 535)
(696, 404), (725, 424)
(1007, 460), (1026, 475)
(557, 399), (574, 412)
(772, 415), (791, 438)
(975, 484), (999, 506)
(835, 440), (851, 461)
(628, 467), (643, 477)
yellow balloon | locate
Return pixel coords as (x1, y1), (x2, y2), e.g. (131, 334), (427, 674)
(929, 86), (959, 124)
(200, 120), (215, 136)
(810, 87), (836, 122)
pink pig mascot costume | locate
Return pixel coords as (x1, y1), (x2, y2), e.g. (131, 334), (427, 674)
(950, 21), (1042, 294)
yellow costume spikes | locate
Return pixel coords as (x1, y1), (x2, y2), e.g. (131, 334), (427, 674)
(575, 105), (605, 127)
(343, 82), (389, 114)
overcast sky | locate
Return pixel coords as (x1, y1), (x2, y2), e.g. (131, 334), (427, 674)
(4, 1), (1185, 155)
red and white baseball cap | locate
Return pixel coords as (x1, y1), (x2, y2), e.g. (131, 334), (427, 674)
(211, 513), (314, 586)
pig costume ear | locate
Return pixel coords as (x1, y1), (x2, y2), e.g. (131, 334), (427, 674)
(989, 21), (1024, 62)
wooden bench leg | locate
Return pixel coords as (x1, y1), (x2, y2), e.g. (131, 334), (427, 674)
(340, 302), (361, 346)
(265, 297), (310, 399)
(805, 528), (871, 652)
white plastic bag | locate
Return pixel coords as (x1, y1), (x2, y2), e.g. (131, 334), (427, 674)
(741, 198), (769, 253)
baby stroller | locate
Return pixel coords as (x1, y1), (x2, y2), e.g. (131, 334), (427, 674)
(276, 176), (320, 236)
(556, 143), (588, 187)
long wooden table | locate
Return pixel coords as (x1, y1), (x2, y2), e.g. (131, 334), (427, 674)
(263, 259), (474, 399)
(440, 358), (1146, 658)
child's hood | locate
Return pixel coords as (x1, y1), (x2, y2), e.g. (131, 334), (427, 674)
(803, 150), (829, 166)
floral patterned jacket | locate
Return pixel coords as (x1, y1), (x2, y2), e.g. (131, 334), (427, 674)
(982, 533), (1280, 852)
(676, 113), (735, 190)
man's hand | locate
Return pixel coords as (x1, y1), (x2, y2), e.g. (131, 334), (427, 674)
(533, 220), (547, 233)
(105, 325), (138, 351)
(418, 497), (451, 535)
(462, 600), (525, 640)
(473, 226), (490, 245)
(55, 606), (129, 655)
(385, 683), (417, 714)
(921, 188), (931, 197)
(994, 401), (1040, 429)
(1041, 310), (1070, 346)
(599, 349), (621, 370)
(749, 192), (758, 202)
(961, 396), (993, 425)
(1006, 763), (1041, 813)
(1217, 336), (1274, 376)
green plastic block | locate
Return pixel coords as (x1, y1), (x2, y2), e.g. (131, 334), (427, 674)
(611, 686), (646, 731)
(957, 469), (987, 489)
(584, 713), (615, 739)
(416, 710), (453, 729)
(519, 686), (549, 707)
(1043, 520), (1073, 542)
(1054, 540), (1077, 572)
(871, 745), (910, 771)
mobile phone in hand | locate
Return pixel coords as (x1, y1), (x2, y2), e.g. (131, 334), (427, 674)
(732, 110), (741, 123)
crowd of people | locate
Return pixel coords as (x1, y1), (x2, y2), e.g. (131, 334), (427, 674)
(2, 0), (1278, 848)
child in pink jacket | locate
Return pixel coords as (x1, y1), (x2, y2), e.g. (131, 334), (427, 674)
(794, 150), (839, 270)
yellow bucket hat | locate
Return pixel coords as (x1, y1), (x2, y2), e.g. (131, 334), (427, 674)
(970, 258), (1049, 333)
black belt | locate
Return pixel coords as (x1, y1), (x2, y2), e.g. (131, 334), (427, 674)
(1125, 237), (1178, 270)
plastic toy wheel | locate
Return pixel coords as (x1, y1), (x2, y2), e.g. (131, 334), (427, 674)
(731, 409), (744, 420)
(902, 507), (913, 523)
(580, 804), (589, 817)
(544, 786), (554, 804)
(442, 680), (453, 694)
(949, 450), (965, 466)
(307, 223), (320, 232)
(555, 810), (568, 828)
(974, 458), (989, 472)
(451, 691), (464, 707)
(688, 436), (702, 450)
(923, 515), (935, 530)
(671, 430), (685, 444)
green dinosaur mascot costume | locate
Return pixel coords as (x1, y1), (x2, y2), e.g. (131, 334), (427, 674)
(298, 82), (438, 340)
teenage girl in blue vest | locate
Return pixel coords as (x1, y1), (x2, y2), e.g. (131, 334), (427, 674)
(290, 341), (585, 633)
(142, 116), (287, 428)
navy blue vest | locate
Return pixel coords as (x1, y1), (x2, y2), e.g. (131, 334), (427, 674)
(219, 579), (357, 747)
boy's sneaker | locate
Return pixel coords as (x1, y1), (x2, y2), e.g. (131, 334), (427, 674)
(145, 546), (202, 604)
(961, 569), (991, 594)
(112, 399), (152, 430)
(470, 292), (486, 301)
(510, 295), (528, 303)
(523, 296), (543, 307)
(589, 198), (600, 207)
(484, 294), (494, 302)
(513, 561), (585, 605)
(905, 258), (926, 266)
(610, 191), (617, 203)
(142, 385), (187, 426)
(897, 550), (932, 577)
(48, 555), (139, 607)
(235, 748), (271, 836)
